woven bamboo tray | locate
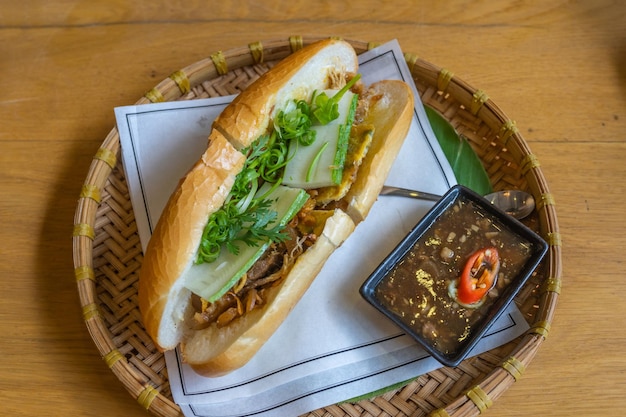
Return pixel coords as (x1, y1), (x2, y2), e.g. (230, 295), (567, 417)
(73, 36), (562, 417)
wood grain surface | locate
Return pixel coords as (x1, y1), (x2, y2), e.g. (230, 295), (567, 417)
(1, 1), (625, 416)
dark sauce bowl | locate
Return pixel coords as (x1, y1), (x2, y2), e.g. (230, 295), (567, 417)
(360, 185), (548, 367)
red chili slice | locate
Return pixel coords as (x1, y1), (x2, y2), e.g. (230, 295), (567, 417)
(456, 247), (500, 305)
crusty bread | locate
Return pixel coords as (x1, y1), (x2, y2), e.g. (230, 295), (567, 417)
(138, 130), (246, 350)
(213, 39), (359, 150)
(138, 39), (415, 375)
(345, 80), (415, 224)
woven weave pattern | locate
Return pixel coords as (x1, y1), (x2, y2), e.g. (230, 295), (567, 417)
(73, 37), (561, 417)
(95, 172), (169, 388)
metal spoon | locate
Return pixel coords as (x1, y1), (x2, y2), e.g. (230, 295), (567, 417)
(380, 186), (535, 220)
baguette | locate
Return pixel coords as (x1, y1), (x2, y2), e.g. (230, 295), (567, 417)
(138, 39), (414, 376)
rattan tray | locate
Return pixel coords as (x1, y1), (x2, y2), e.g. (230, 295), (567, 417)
(73, 36), (562, 417)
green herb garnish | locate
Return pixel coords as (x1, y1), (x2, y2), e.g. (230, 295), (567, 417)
(276, 99), (316, 145)
(196, 198), (286, 263)
(196, 136), (291, 264)
(312, 73), (361, 125)
(306, 141), (329, 183)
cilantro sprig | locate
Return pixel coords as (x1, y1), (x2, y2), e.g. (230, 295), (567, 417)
(196, 136), (290, 264)
(196, 197), (288, 264)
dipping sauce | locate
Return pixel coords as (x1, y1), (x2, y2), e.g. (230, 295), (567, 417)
(373, 192), (535, 358)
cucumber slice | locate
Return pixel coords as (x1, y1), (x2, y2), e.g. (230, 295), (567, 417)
(282, 90), (357, 189)
(184, 184), (309, 302)
(332, 94), (358, 184)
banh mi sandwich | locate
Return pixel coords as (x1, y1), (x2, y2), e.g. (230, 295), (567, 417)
(138, 39), (414, 377)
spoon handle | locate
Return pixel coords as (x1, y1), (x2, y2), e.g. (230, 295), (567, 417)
(379, 185), (442, 202)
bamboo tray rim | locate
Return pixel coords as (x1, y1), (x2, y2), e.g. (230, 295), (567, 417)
(72, 36), (562, 417)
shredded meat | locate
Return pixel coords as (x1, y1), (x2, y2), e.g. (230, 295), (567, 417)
(192, 292), (238, 329)
(328, 70), (346, 90)
(192, 223), (317, 329)
(246, 246), (283, 282)
(282, 224), (300, 256)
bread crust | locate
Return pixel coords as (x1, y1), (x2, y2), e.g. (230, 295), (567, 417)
(138, 130), (245, 350)
(346, 80), (415, 223)
(213, 39), (359, 150)
(138, 39), (415, 374)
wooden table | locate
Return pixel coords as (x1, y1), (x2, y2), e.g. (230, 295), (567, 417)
(2, 1), (625, 416)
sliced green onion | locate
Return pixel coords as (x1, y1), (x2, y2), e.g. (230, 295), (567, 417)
(306, 141), (329, 183)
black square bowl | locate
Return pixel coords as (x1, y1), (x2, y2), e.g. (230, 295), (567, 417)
(360, 185), (548, 367)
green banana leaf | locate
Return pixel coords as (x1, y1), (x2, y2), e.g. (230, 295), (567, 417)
(425, 106), (493, 196)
